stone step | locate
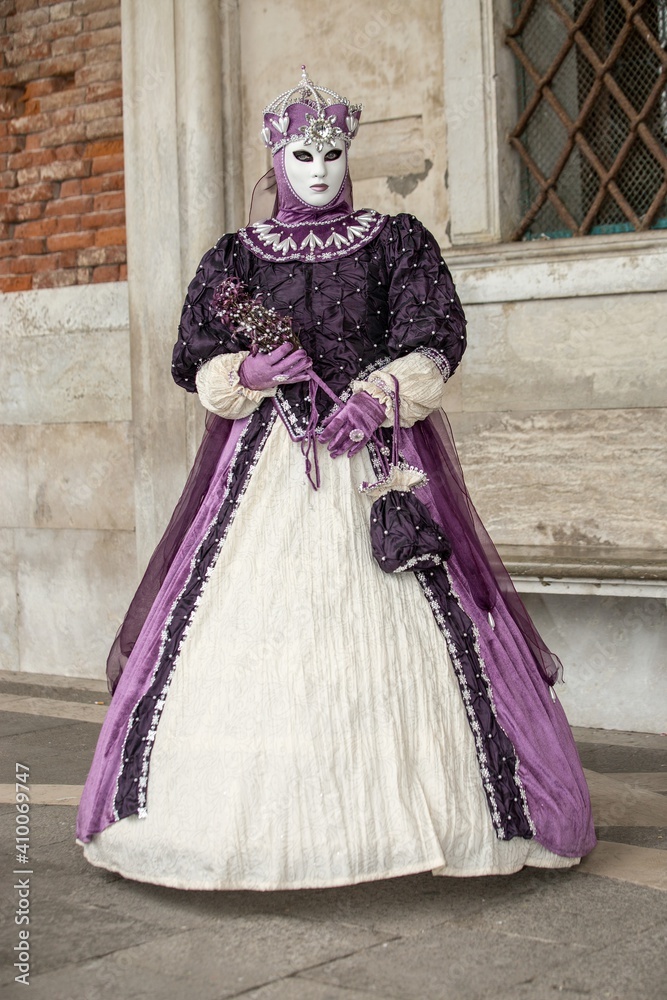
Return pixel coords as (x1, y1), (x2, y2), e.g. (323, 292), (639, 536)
(0, 669), (109, 706)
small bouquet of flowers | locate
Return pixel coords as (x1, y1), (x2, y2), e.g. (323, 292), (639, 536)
(210, 276), (301, 355)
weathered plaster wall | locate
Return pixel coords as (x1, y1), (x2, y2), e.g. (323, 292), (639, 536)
(0, 281), (136, 676)
(238, 0), (449, 232)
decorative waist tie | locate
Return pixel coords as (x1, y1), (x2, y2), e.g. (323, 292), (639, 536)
(296, 371), (347, 491)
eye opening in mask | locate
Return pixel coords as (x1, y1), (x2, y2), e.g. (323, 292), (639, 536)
(292, 148), (344, 163)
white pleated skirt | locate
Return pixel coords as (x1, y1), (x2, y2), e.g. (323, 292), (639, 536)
(83, 419), (579, 889)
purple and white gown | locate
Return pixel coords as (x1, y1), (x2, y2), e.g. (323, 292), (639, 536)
(77, 211), (596, 889)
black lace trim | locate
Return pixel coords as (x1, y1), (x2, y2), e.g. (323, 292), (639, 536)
(416, 566), (535, 840)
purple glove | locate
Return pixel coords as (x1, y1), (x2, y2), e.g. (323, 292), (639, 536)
(319, 391), (387, 458)
(238, 342), (312, 391)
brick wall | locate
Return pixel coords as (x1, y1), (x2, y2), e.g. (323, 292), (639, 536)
(0, 0), (125, 293)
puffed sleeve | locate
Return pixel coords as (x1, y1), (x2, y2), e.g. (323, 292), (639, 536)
(350, 214), (466, 426)
(171, 232), (249, 393)
(350, 352), (448, 427)
(195, 351), (277, 420)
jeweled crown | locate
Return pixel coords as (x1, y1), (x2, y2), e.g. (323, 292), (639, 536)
(262, 66), (362, 154)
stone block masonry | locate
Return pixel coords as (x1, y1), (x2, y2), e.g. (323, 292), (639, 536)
(0, 0), (125, 292)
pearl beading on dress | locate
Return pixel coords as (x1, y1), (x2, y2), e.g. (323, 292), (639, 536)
(415, 346), (452, 383)
(416, 567), (537, 840)
(238, 211), (386, 264)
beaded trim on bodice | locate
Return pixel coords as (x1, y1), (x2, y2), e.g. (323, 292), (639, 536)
(237, 209), (388, 263)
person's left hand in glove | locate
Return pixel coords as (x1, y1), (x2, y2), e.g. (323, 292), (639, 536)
(319, 391), (387, 458)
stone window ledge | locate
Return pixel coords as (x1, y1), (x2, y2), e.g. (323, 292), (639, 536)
(445, 231), (667, 305)
(500, 544), (667, 599)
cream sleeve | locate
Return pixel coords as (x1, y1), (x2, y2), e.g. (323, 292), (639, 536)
(349, 349), (450, 427)
(195, 352), (277, 420)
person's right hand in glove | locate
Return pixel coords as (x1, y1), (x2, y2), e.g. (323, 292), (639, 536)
(238, 342), (313, 391)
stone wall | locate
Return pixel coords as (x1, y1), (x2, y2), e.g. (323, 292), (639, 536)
(0, 281), (136, 676)
(0, 0), (125, 292)
(444, 283), (667, 735)
(0, 0), (133, 678)
(448, 291), (667, 551)
(0, 0), (664, 730)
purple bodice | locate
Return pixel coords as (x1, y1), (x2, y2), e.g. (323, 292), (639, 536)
(172, 212), (467, 429)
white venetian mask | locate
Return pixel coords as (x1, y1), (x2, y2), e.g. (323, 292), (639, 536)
(283, 136), (347, 208)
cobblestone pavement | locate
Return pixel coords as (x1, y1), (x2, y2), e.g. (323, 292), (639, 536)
(1, 671), (665, 1000)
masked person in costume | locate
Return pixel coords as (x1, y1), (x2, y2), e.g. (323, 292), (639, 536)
(76, 68), (596, 889)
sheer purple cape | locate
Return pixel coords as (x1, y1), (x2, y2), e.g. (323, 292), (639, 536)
(105, 410), (234, 695)
(106, 405), (562, 695)
(407, 410), (563, 686)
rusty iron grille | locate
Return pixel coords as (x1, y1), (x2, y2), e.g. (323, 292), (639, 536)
(506, 0), (667, 239)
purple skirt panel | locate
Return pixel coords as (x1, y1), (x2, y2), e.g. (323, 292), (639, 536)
(449, 553), (596, 858)
(112, 406), (276, 823)
(400, 428), (596, 858)
(76, 417), (248, 843)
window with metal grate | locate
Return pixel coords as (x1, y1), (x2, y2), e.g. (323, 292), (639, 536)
(506, 0), (667, 240)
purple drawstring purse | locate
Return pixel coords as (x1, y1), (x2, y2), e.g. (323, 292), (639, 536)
(361, 375), (452, 574)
